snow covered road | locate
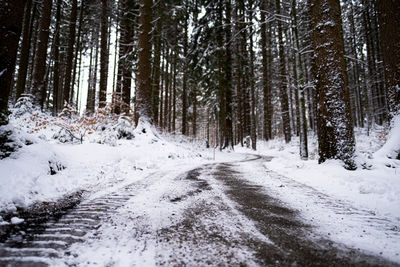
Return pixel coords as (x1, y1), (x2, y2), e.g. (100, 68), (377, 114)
(0, 154), (398, 266)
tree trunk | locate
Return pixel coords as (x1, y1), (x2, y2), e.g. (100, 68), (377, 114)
(234, 4), (243, 146)
(86, 27), (98, 114)
(292, 0), (308, 160)
(152, 0), (162, 125)
(163, 48), (169, 130)
(311, 0), (356, 169)
(172, 21), (177, 133)
(99, 0), (109, 108)
(224, 0), (234, 149)
(121, 0), (135, 114)
(136, 0), (153, 123)
(217, 0), (226, 150)
(15, 0), (33, 100)
(63, 0), (78, 105)
(31, 0), (53, 109)
(276, 0), (291, 143)
(260, 0), (271, 141)
(182, 17), (188, 135)
(249, 0), (256, 150)
(167, 49), (172, 132)
(159, 44), (165, 127)
(71, 0), (84, 106)
(0, 0), (27, 126)
(376, 0), (400, 117)
(52, 0), (62, 115)
(114, 1), (125, 115)
(27, 3), (39, 92)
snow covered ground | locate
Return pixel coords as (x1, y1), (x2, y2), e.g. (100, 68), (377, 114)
(1, 103), (399, 265)
(61, 159), (270, 266)
(237, 126), (400, 221)
(235, 122), (400, 263)
(0, 107), (197, 214)
(0, 104), (237, 216)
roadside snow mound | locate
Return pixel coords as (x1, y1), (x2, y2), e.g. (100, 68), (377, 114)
(374, 114), (400, 163)
(245, 132), (400, 221)
(0, 137), (66, 211)
(0, 114), (209, 213)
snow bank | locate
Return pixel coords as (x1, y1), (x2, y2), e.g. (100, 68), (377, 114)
(241, 131), (400, 221)
(374, 114), (400, 161)
(0, 113), (211, 213)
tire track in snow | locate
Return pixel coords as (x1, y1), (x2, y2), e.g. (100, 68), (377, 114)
(0, 170), (167, 267)
(221, 154), (399, 266)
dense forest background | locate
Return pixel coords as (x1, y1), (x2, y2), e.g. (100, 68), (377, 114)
(0, 0), (399, 169)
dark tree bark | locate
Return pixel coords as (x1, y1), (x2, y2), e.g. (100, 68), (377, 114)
(159, 44), (165, 127)
(234, 4), (243, 145)
(292, 0), (308, 160)
(136, 0), (153, 122)
(362, 0), (382, 125)
(0, 0), (27, 125)
(311, 0), (356, 169)
(167, 48), (172, 132)
(240, 1), (250, 142)
(86, 27), (98, 114)
(52, 0), (62, 115)
(348, 0), (364, 128)
(191, 0), (199, 137)
(111, 3), (119, 108)
(217, 0), (226, 149)
(31, 0), (53, 108)
(27, 3), (39, 92)
(152, 0), (162, 125)
(172, 19), (178, 133)
(260, 0), (271, 141)
(114, 1), (125, 115)
(120, 0), (135, 114)
(63, 0), (78, 105)
(121, 23), (134, 114)
(276, 0), (291, 143)
(249, 0), (256, 150)
(376, 0), (400, 117)
(182, 15), (188, 135)
(163, 48), (170, 129)
(224, 0), (234, 149)
(71, 0), (84, 106)
(99, 0), (109, 108)
(266, 7), (274, 139)
(15, 0), (33, 100)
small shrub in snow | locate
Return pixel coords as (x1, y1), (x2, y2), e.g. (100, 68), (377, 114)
(0, 126), (17, 159)
(0, 124), (35, 159)
(114, 116), (135, 140)
(48, 160), (65, 175)
(12, 94), (34, 118)
(98, 127), (118, 146)
(10, 100), (137, 146)
(53, 128), (77, 143)
(53, 104), (97, 144)
(96, 116), (134, 146)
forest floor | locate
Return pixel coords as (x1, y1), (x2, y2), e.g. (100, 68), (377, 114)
(0, 110), (400, 266)
(0, 153), (399, 266)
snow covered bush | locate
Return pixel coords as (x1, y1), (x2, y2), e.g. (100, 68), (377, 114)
(53, 104), (94, 144)
(0, 123), (35, 159)
(0, 124), (19, 159)
(374, 114), (400, 164)
(53, 127), (77, 144)
(96, 116), (135, 146)
(114, 116), (135, 140)
(8, 99), (137, 147)
(97, 127), (118, 146)
(12, 94), (34, 118)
